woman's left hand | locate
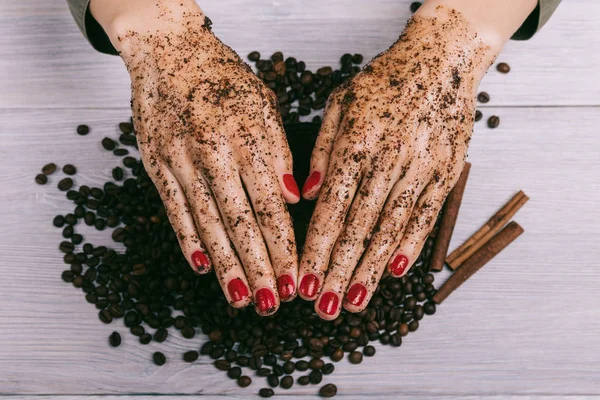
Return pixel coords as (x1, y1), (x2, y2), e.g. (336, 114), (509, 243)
(297, 5), (498, 319)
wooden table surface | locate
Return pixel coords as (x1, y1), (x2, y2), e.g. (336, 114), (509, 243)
(1, 0), (599, 399)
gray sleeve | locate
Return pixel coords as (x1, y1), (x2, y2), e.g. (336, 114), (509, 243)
(66, 0), (118, 55)
(512, 0), (562, 40)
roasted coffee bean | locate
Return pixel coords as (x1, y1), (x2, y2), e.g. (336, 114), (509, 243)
(238, 375), (252, 388)
(317, 66), (333, 76)
(42, 163), (57, 175)
(348, 351), (363, 364)
(331, 348), (344, 362)
(119, 122), (133, 134)
(63, 164), (77, 175)
(109, 331), (121, 347)
(267, 374), (279, 387)
(309, 358), (324, 370)
(487, 115), (500, 129)
(474, 110), (483, 123)
(183, 351), (199, 362)
(424, 301), (437, 315)
(119, 134), (136, 146)
(53, 215), (65, 227)
(257, 368), (271, 377)
(280, 375), (293, 389)
(140, 333), (152, 344)
(62, 225), (73, 238)
(226, 366), (241, 379)
(113, 148), (129, 156)
(77, 124), (90, 135)
(71, 234), (83, 245)
(248, 51), (260, 62)
(112, 167), (124, 181)
(214, 359), (230, 371)
(153, 352), (166, 366)
(477, 92), (490, 103)
(271, 51), (284, 62)
(102, 137), (116, 151)
(408, 320), (420, 332)
(352, 53), (363, 64)
(58, 178), (73, 191)
(297, 375), (310, 386)
(309, 369), (323, 384)
(35, 174), (48, 185)
(320, 383), (338, 397)
(497, 62), (510, 73)
(99, 309), (112, 324)
(322, 363), (335, 375)
(296, 360), (309, 371)
(259, 388), (274, 398)
(363, 345), (376, 356)
(59, 241), (74, 253)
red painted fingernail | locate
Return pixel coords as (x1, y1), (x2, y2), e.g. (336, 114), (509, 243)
(255, 288), (276, 313)
(299, 274), (320, 298)
(191, 250), (211, 271)
(345, 283), (367, 307)
(227, 278), (249, 302)
(277, 274), (296, 300)
(389, 254), (410, 276)
(283, 174), (300, 197)
(318, 292), (339, 316)
(302, 171), (321, 195)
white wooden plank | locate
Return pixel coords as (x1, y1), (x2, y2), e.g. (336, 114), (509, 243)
(0, 106), (599, 395)
(0, 0), (598, 109)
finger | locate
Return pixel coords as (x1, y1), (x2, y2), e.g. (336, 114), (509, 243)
(389, 173), (460, 277)
(144, 159), (212, 275)
(239, 138), (299, 302)
(314, 158), (401, 320)
(298, 137), (365, 301)
(302, 91), (343, 200)
(203, 149), (280, 316)
(170, 161), (252, 309)
(342, 170), (430, 313)
(261, 85), (300, 204)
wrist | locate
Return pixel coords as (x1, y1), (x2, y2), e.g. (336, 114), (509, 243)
(416, 0), (537, 53)
(90, 0), (203, 55)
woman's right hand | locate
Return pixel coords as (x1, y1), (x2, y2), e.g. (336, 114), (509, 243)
(93, 0), (300, 315)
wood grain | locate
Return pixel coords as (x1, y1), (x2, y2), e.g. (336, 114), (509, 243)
(1, 107), (599, 396)
(1, 0), (600, 397)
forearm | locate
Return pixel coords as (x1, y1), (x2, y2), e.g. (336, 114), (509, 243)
(416, 0), (538, 52)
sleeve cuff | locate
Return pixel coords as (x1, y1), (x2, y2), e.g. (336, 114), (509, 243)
(511, 0), (561, 41)
(67, 0), (119, 55)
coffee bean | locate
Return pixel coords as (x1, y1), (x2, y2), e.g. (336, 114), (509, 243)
(119, 122), (133, 134)
(267, 374), (279, 387)
(497, 62), (510, 73)
(214, 359), (230, 371)
(322, 363), (335, 375)
(153, 352), (166, 366)
(53, 215), (65, 227)
(183, 351), (199, 362)
(112, 167), (124, 181)
(487, 115), (500, 129)
(238, 375), (252, 388)
(259, 388), (274, 398)
(309, 369), (323, 384)
(35, 174), (48, 185)
(410, 2), (422, 13)
(477, 92), (490, 103)
(475, 110), (483, 122)
(279, 375), (293, 389)
(352, 53), (363, 64)
(59, 241), (74, 253)
(63, 164), (77, 175)
(109, 331), (121, 347)
(58, 178), (73, 191)
(348, 351), (363, 364)
(248, 51), (260, 62)
(42, 163), (57, 175)
(140, 333), (152, 344)
(424, 301), (436, 315)
(71, 234), (83, 245)
(77, 125), (90, 135)
(102, 138), (116, 151)
(331, 348), (344, 362)
(119, 134), (137, 146)
(99, 309), (112, 324)
(113, 149), (129, 156)
(226, 366), (241, 379)
(317, 66), (333, 77)
(296, 360), (309, 371)
(408, 320), (419, 332)
(319, 383), (338, 397)
(363, 345), (376, 356)
(271, 51), (284, 62)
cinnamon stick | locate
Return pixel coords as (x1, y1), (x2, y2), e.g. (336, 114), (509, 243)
(433, 221), (524, 304)
(430, 162), (471, 271)
(445, 190), (528, 270)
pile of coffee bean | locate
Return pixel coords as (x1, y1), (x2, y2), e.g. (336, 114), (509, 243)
(247, 50), (363, 124)
(43, 55), (444, 398)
